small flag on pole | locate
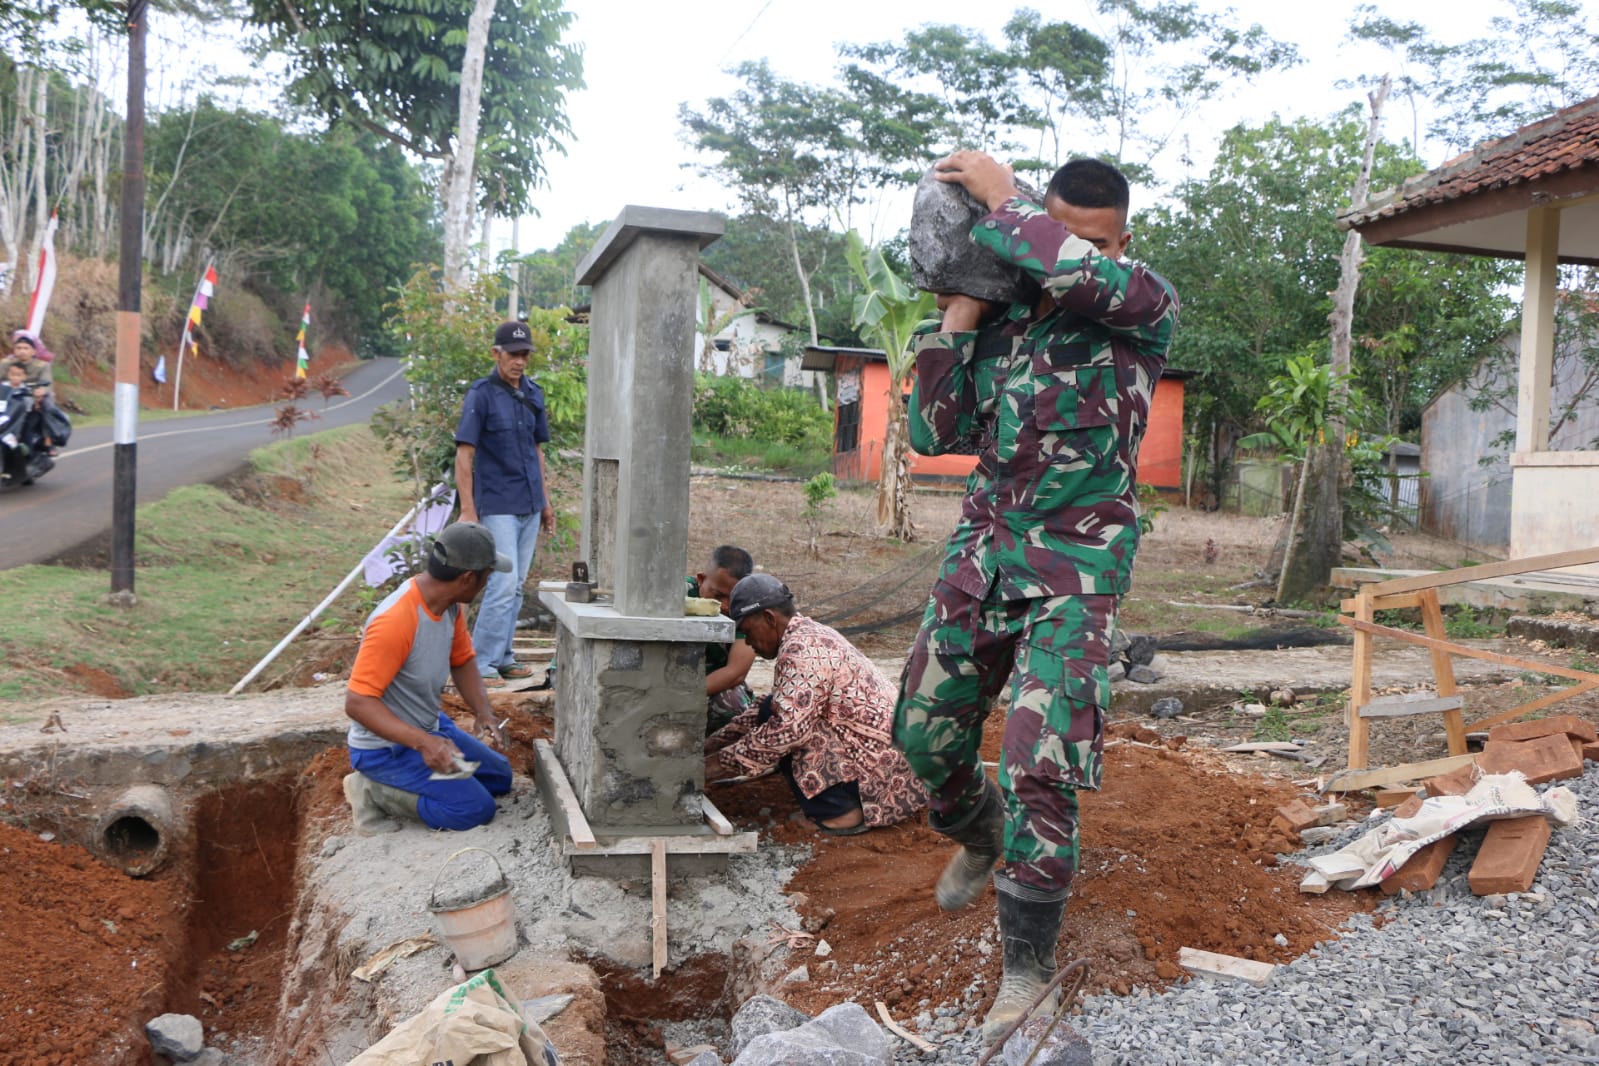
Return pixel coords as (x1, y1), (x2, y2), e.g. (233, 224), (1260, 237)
(25, 209), (58, 337)
(171, 261), (218, 408)
(295, 302), (311, 379)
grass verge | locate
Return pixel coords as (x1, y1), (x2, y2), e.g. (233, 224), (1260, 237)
(0, 424), (416, 716)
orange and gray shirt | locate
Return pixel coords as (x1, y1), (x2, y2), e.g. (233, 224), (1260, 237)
(346, 578), (476, 750)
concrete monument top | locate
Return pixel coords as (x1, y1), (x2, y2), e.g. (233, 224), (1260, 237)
(576, 205), (726, 287)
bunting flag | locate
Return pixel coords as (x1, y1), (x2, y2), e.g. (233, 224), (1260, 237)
(25, 209), (58, 337)
(295, 302), (311, 379)
(168, 261), (218, 405)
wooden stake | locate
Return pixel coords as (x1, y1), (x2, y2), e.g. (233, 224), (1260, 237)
(651, 838), (668, 979)
(1417, 589), (1467, 755)
(1347, 588), (1375, 769)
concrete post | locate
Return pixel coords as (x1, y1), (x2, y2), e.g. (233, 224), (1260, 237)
(541, 207), (735, 842)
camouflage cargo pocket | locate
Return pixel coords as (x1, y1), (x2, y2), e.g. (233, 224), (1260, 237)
(1010, 640), (1108, 791)
(1031, 343), (1118, 433)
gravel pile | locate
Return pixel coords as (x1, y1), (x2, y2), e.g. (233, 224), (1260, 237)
(874, 767), (1599, 1065)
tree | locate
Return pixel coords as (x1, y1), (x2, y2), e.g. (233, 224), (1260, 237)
(1351, 0), (1599, 156)
(1277, 77), (1390, 605)
(1134, 111), (1511, 506)
(513, 219), (602, 310)
(247, 0), (583, 285)
(845, 230), (935, 541)
(1081, 0), (1299, 182)
(680, 60), (939, 345)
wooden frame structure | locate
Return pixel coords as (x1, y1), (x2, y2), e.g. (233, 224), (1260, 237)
(1339, 545), (1599, 769)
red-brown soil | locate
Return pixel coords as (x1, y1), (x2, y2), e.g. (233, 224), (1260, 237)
(708, 717), (1373, 1015)
(68, 343), (358, 414)
(0, 824), (181, 1064)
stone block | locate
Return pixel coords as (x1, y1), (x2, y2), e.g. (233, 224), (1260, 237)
(908, 169), (1041, 306)
(1421, 760), (1480, 797)
(1468, 815), (1552, 895)
(145, 1013), (204, 1061)
(1486, 714), (1597, 745)
(1002, 1017), (1093, 1065)
(810, 1003), (890, 1063)
(1380, 835), (1458, 895)
(1125, 634), (1158, 666)
(729, 994), (810, 1061)
(1477, 733), (1585, 784)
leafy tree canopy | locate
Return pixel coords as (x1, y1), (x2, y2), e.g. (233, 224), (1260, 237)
(245, 0), (584, 216)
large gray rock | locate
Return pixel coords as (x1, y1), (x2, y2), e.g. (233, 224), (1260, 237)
(810, 1003), (890, 1062)
(1002, 1017), (1093, 1065)
(909, 168), (1041, 306)
(145, 1013), (204, 1061)
(729, 994), (810, 1060)
(732, 1026), (881, 1066)
(1125, 633), (1158, 666)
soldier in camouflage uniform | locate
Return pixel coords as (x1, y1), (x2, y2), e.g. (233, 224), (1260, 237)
(893, 151), (1179, 1043)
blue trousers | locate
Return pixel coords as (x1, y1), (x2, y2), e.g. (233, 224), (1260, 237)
(349, 715), (513, 830)
(472, 512), (540, 677)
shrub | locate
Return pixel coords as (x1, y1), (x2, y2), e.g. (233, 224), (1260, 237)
(693, 374), (830, 450)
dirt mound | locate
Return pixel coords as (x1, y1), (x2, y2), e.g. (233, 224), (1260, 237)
(708, 715), (1372, 1017)
(0, 822), (181, 1064)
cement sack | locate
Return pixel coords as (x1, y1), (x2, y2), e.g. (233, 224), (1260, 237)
(347, 969), (559, 1066)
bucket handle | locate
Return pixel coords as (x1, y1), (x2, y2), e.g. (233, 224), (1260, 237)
(428, 846), (509, 911)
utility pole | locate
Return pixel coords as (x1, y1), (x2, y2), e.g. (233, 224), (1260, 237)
(111, 0), (147, 598)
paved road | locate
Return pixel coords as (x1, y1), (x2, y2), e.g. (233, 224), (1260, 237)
(0, 357), (409, 571)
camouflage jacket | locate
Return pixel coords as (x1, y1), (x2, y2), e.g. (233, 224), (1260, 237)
(909, 196), (1179, 600)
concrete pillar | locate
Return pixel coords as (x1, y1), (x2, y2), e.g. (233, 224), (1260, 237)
(1515, 207), (1560, 456)
(575, 206), (724, 619)
(542, 206), (734, 840)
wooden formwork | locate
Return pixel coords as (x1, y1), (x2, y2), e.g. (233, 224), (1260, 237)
(1339, 545), (1599, 771)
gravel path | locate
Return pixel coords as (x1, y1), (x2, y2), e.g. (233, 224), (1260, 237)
(883, 766), (1599, 1065)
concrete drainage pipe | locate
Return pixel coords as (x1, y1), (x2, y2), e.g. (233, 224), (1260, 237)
(94, 784), (179, 876)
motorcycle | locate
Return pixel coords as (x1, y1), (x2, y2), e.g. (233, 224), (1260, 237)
(0, 379), (70, 487)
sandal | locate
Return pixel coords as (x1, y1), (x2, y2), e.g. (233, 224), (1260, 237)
(815, 818), (870, 837)
(498, 664), (536, 680)
(480, 675), (508, 689)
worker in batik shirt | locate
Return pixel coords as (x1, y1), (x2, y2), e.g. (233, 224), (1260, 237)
(706, 574), (926, 836)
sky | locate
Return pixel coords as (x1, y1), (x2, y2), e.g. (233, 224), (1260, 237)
(510, 0), (1512, 254)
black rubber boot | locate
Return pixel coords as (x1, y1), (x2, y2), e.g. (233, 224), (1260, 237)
(930, 778), (1004, 911)
(982, 873), (1069, 1045)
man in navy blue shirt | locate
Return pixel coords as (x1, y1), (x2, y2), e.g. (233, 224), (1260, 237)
(453, 320), (557, 686)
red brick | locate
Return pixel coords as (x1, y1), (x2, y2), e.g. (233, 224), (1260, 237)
(1584, 740), (1599, 763)
(1374, 787), (1421, 809)
(1476, 733), (1585, 784)
(1468, 815), (1553, 895)
(1487, 714), (1597, 745)
(1574, 737), (1589, 764)
(1381, 835), (1459, 895)
(1422, 761), (1480, 797)
(1392, 793), (1426, 819)
(1274, 799), (1319, 832)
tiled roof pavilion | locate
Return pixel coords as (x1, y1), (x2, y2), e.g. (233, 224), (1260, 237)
(1338, 94), (1599, 265)
(1339, 94), (1599, 567)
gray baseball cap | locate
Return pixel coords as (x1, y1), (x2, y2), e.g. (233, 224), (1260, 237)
(728, 573), (793, 623)
(431, 522), (512, 573)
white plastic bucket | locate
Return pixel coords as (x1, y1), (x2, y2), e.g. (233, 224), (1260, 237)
(428, 847), (518, 970)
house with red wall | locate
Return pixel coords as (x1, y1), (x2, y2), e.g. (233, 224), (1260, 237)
(802, 344), (1191, 488)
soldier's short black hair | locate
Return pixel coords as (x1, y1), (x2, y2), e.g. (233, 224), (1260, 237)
(709, 545), (754, 580)
(1047, 158), (1130, 215)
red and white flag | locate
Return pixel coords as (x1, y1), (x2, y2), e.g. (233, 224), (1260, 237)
(24, 209), (57, 337)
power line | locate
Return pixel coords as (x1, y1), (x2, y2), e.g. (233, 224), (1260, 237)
(718, 0), (777, 66)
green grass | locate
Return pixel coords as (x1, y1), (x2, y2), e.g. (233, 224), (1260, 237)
(0, 423), (414, 714)
(691, 432), (831, 477)
(1252, 705), (1292, 742)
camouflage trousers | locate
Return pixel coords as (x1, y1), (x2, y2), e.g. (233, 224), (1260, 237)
(894, 580), (1117, 893)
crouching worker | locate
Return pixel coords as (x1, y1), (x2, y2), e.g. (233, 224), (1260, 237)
(705, 574), (925, 836)
(689, 544), (757, 734)
(343, 522), (514, 834)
